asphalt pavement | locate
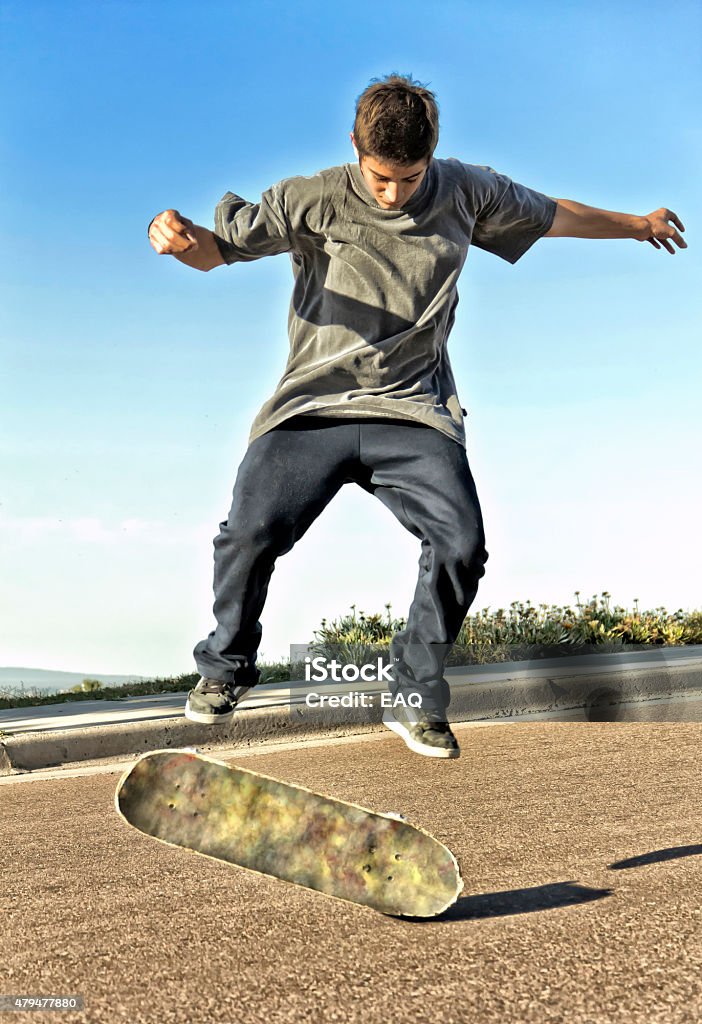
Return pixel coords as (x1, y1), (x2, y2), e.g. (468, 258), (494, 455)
(2, 719), (702, 1023)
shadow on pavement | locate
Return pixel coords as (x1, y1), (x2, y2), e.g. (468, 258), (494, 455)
(399, 880), (613, 923)
(609, 843), (702, 870)
(583, 686), (624, 721)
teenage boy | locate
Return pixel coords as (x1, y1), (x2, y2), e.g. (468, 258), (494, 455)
(148, 74), (685, 759)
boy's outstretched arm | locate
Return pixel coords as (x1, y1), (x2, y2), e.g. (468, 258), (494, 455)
(544, 200), (687, 254)
(148, 210), (225, 271)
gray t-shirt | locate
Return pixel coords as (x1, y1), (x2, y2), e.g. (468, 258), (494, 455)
(213, 158), (557, 447)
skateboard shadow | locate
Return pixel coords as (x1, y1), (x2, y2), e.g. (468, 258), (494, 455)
(399, 880), (612, 924)
(609, 843), (702, 870)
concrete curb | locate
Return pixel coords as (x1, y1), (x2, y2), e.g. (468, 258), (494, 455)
(0, 702), (384, 774)
(2, 651), (701, 774)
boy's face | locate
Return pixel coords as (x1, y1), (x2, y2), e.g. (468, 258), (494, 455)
(351, 133), (430, 210)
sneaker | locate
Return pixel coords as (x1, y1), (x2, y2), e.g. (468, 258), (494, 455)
(184, 677), (253, 725)
(382, 705), (460, 759)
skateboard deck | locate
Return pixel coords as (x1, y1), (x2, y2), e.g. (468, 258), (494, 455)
(115, 748), (463, 917)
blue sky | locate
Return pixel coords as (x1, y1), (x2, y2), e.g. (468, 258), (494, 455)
(2, 0), (700, 675)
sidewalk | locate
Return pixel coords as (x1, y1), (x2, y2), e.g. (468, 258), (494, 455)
(2, 646), (701, 773)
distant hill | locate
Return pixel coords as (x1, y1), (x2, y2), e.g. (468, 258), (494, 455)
(0, 667), (151, 694)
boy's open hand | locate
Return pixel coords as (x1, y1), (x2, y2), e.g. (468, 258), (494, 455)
(148, 209), (199, 254)
(642, 208), (687, 253)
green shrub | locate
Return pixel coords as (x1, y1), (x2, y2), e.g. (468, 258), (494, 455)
(70, 678), (104, 693)
(310, 592), (702, 666)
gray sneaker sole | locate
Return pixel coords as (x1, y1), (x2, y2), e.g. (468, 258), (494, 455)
(382, 709), (460, 759)
(183, 703), (236, 725)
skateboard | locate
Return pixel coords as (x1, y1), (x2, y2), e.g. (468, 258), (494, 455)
(115, 748), (463, 917)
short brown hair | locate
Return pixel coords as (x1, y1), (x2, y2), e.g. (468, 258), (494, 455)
(353, 73), (439, 165)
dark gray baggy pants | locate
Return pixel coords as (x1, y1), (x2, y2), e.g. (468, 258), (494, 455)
(193, 416), (489, 717)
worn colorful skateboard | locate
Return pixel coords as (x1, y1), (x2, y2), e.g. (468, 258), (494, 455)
(115, 748), (463, 917)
